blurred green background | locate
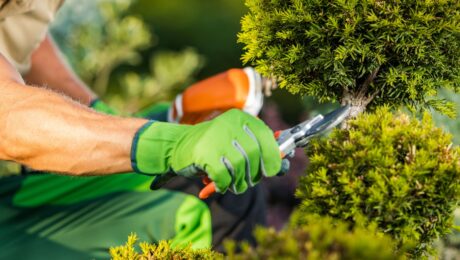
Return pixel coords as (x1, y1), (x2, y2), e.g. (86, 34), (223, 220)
(51, 0), (248, 96)
(131, 0), (247, 76)
(50, 0), (307, 120)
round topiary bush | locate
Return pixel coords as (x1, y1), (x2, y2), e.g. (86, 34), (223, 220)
(239, 0), (460, 117)
(294, 107), (460, 256)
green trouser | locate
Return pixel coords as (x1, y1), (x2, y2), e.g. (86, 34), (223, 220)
(0, 173), (212, 260)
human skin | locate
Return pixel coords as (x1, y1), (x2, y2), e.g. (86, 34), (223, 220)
(24, 35), (97, 106)
(0, 35), (147, 175)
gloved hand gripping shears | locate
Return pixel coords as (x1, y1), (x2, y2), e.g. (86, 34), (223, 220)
(150, 105), (350, 199)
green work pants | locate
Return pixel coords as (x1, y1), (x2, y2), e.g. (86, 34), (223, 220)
(0, 173), (212, 259)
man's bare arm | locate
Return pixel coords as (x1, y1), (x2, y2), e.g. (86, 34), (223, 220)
(0, 54), (147, 175)
(24, 35), (96, 105)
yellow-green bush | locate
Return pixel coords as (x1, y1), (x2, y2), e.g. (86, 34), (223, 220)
(111, 215), (405, 259)
(109, 234), (222, 260)
(226, 215), (404, 260)
(296, 107), (460, 256)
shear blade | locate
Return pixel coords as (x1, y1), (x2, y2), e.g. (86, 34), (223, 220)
(305, 105), (350, 137)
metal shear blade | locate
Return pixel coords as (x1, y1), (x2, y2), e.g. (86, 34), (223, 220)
(300, 105), (350, 145)
(278, 105), (350, 156)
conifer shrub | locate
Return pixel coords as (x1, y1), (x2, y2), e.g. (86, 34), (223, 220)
(225, 215), (404, 260)
(109, 234), (222, 260)
(295, 107), (460, 256)
(239, 0), (460, 117)
(111, 216), (404, 259)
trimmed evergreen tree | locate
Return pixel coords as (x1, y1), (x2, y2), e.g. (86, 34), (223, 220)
(239, 1), (460, 256)
(239, 0), (460, 117)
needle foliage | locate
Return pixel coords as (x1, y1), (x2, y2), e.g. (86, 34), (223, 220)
(109, 234), (222, 260)
(296, 107), (460, 257)
(225, 215), (404, 260)
(239, 0), (460, 116)
(111, 216), (405, 259)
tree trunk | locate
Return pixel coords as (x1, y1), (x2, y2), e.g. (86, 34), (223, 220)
(340, 66), (380, 121)
(341, 91), (369, 119)
(340, 89), (377, 129)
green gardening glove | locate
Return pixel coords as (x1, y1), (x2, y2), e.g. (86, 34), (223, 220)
(89, 99), (118, 115)
(90, 98), (171, 121)
(131, 109), (282, 194)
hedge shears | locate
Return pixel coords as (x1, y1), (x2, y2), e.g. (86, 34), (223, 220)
(151, 105), (350, 199)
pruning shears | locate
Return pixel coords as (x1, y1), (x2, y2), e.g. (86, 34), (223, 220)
(151, 105), (351, 199)
(275, 105), (350, 159)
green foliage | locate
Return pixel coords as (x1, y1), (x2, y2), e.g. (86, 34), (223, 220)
(296, 107), (460, 256)
(112, 216), (404, 260)
(431, 89), (460, 145)
(226, 215), (404, 259)
(51, 0), (204, 114)
(439, 209), (460, 259)
(52, 0), (151, 95)
(0, 162), (21, 177)
(130, 0), (248, 77)
(109, 234), (222, 260)
(111, 48), (204, 114)
(239, 0), (460, 115)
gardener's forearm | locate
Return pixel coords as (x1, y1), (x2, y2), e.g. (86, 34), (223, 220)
(24, 34), (96, 106)
(0, 81), (146, 175)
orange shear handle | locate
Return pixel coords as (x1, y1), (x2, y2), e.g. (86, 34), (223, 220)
(199, 131), (284, 199)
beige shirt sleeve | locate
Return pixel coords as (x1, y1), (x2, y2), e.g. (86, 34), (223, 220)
(0, 0), (63, 76)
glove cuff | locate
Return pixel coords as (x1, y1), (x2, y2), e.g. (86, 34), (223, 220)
(89, 99), (118, 115)
(131, 121), (187, 174)
(135, 102), (171, 121)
